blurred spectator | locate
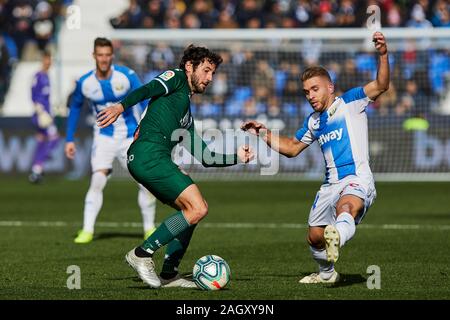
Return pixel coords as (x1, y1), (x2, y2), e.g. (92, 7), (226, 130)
(211, 72), (228, 97)
(110, 0), (144, 28)
(7, 0), (34, 58)
(143, 0), (165, 28)
(336, 0), (357, 28)
(182, 12), (201, 28)
(267, 96), (281, 117)
(189, 0), (215, 28)
(431, 0), (450, 27)
(293, 0), (313, 27)
(386, 3), (403, 27)
(395, 79), (428, 116)
(376, 81), (398, 116)
(214, 9), (239, 28)
(32, 1), (55, 53)
(406, 3), (433, 28)
(313, 0), (337, 28)
(242, 96), (265, 117)
(235, 0), (262, 28)
(337, 58), (365, 90)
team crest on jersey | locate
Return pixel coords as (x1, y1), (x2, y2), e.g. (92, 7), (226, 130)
(114, 83), (124, 91)
(328, 103), (338, 118)
(312, 119), (320, 130)
(159, 70), (175, 81)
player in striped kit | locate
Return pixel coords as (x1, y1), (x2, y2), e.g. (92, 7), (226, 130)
(242, 31), (389, 283)
(65, 38), (157, 244)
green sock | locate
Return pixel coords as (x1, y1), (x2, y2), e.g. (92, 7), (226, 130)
(141, 211), (190, 254)
(161, 224), (197, 278)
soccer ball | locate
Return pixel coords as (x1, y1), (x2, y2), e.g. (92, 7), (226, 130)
(193, 255), (231, 290)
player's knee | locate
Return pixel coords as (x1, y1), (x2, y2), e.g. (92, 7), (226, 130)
(89, 171), (108, 192)
(186, 203), (208, 224)
(337, 202), (353, 214)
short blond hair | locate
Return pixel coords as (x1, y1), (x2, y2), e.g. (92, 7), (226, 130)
(301, 66), (332, 82)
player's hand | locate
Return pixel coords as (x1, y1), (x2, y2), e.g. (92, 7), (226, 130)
(237, 145), (255, 164)
(37, 110), (53, 128)
(65, 142), (76, 159)
(241, 121), (267, 136)
(34, 103), (53, 128)
(97, 103), (124, 128)
(373, 32), (387, 56)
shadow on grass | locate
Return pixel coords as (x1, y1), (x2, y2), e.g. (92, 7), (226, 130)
(330, 274), (367, 288)
(94, 232), (143, 240)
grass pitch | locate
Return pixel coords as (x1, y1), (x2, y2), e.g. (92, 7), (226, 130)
(0, 177), (449, 300)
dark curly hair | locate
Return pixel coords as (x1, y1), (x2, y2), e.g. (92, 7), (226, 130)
(179, 44), (223, 71)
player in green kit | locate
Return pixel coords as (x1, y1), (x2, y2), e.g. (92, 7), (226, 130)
(97, 45), (254, 288)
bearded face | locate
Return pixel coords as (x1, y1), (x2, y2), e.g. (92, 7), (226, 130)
(187, 60), (216, 94)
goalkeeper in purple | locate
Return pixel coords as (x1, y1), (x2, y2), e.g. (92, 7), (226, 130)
(242, 32), (390, 284)
(65, 38), (157, 244)
(29, 51), (60, 184)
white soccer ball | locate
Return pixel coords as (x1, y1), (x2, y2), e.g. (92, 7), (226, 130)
(193, 255), (231, 290)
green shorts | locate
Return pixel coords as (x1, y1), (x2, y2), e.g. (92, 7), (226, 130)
(127, 140), (194, 204)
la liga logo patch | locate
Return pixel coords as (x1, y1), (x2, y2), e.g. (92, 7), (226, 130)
(159, 70), (175, 81)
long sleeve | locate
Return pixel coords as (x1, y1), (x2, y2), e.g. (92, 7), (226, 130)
(186, 124), (238, 168)
(121, 79), (167, 110)
(121, 69), (184, 110)
(126, 68), (148, 113)
(66, 80), (84, 142)
(31, 74), (39, 104)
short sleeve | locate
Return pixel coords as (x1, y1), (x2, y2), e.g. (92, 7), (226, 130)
(340, 87), (372, 113)
(295, 114), (315, 145)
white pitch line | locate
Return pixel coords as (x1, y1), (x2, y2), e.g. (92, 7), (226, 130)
(0, 221), (449, 231)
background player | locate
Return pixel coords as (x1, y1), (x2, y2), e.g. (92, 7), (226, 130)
(242, 31), (389, 283)
(29, 51), (59, 184)
(98, 44), (254, 288)
(65, 37), (157, 244)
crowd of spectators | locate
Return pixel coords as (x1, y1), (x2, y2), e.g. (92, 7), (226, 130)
(111, 0), (450, 29)
(109, 0), (450, 122)
(114, 40), (450, 121)
(0, 0), (71, 110)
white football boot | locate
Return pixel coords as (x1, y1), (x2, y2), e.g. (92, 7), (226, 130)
(125, 248), (161, 288)
(299, 271), (340, 284)
(324, 225), (340, 263)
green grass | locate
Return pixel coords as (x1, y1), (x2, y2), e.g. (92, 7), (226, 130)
(0, 177), (449, 300)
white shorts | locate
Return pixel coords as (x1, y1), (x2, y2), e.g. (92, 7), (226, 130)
(91, 134), (132, 172)
(308, 175), (376, 227)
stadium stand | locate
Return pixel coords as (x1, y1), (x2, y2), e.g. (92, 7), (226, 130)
(109, 0), (450, 29)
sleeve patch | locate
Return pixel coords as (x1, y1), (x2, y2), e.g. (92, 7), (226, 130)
(158, 70), (175, 81)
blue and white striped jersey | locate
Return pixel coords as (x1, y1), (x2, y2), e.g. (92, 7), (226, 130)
(66, 65), (145, 142)
(295, 87), (373, 184)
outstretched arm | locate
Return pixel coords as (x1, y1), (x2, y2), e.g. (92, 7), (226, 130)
(187, 125), (254, 167)
(363, 31), (390, 101)
(241, 121), (308, 158)
(97, 79), (167, 128)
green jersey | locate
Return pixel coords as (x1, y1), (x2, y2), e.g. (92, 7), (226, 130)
(121, 69), (237, 167)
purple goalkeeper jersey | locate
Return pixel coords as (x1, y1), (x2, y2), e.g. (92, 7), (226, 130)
(31, 71), (51, 113)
